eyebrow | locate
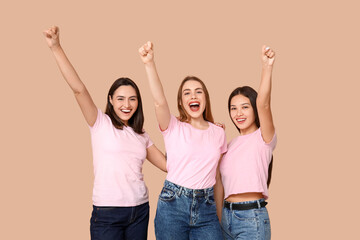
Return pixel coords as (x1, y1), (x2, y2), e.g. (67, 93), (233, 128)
(116, 95), (137, 98)
(183, 88), (203, 93)
(230, 103), (250, 106)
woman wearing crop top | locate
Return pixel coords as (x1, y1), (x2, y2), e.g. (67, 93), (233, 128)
(44, 26), (166, 240)
(139, 42), (227, 239)
(219, 46), (277, 240)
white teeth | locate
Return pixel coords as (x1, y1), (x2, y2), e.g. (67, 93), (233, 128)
(121, 109), (131, 113)
(237, 119), (245, 122)
(190, 103), (199, 106)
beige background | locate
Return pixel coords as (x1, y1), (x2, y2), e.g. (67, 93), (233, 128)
(1, 0), (359, 239)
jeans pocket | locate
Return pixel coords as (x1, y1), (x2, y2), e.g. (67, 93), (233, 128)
(158, 187), (176, 202)
(231, 210), (258, 239)
(205, 193), (216, 205)
(255, 208), (271, 240)
(263, 218), (271, 240)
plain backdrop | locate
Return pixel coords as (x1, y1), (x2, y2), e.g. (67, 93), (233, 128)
(1, 0), (359, 239)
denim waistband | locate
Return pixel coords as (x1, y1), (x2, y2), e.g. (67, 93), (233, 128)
(163, 180), (214, 197)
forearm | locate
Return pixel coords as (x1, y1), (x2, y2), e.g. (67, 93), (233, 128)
(214, 172), (224, 221)
(144, 61), (168, 107)
(51, 45), (86, 94)
(147, 145), (167, 172)
(257, 65), (273, 108)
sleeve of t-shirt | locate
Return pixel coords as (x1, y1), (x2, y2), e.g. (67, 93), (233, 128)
(220, 129), (228, 154)
(258, 128), (277, 151)
(88, 108), (103, 132)
(159, 115), (178, 136)
(143, 131), (154, 148)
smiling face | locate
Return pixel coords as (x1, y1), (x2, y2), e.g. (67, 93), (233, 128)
(109, 85), (138, 125)
(230, 94), (258, 135)
(180, 80), (206, 120)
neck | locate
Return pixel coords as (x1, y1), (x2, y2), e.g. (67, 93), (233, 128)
(239, 124), (258, 135)
(121, 120), (129, 126)
(188, 116), (208, 129)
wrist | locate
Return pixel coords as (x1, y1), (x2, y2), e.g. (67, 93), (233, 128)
(262, 64), (273, 71)
(50, 43), (61, 51)
(144, 60), (156, 67)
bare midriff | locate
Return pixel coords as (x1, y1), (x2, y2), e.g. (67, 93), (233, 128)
(226, 192), (264, 203)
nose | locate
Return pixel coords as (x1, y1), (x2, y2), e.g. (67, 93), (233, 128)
(191, 92), (196, 99)
(124, 99), (130, 108)
(236, 108), (242, 116)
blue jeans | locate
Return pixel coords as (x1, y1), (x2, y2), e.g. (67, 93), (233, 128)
(90, 202), (149, 240)
(154, 180), (223, 240)
(221, 199), (271, 240)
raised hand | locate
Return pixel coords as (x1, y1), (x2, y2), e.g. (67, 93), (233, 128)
(43, 26), (60, 49)
(139, 41), (154, 64)
(262, 45), (275, 67)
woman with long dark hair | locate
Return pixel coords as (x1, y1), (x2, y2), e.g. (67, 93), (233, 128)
(43, 26), (166, 240)
(218, 46), (277, 240)
(139, 42), (227, 239)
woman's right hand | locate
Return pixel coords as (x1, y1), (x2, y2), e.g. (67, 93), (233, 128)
(138, 41), (154, 64)
(43, 26), (60, 49)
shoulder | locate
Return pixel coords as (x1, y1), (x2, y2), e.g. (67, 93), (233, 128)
(209, 122), (226, 134)
(227, 136), (240, 148)
(90, 108), (110, 130)
(257, 127), (277, 148)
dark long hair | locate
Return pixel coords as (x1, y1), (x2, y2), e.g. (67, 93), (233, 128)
(105, 77), (144, 134)
(228, 86), (273, 187)
(177, 76), (214, 123)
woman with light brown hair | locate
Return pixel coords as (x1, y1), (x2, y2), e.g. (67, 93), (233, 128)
(139, 41), (227, 240)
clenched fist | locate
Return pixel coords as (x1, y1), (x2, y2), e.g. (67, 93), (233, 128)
(139, 41), (154, 64)
(262, 45), (275, 67)
(43, 26), (60, 49)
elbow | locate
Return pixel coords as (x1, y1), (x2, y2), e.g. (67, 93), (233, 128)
(256, 98), (271, 109)
(154, 100), (167, 108)
(73, 85), (87, 96)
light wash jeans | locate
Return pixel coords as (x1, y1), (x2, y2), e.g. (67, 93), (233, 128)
(154, 180), (223, 240)
(221, 199), (271, 240)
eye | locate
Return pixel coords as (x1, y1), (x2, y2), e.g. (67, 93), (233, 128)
(196, 91), (203, 94)
(230, 107), (236, 111)
(243, 106), (249, 109)
(117, 98), (124, 101)
(130, 98), (137, 101)
(184, 92), (190, 95)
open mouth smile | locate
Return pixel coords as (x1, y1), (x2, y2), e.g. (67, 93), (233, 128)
(189, 101), (200, 112)
(236, 118), (246, 123)
(121, 109), (132, 114)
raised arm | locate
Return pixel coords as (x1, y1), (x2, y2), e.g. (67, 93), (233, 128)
(257, 45), (276, 143)
(146, 145), (167, 172)
(139, 42), (171, 131)
(43, 26), (97, 126)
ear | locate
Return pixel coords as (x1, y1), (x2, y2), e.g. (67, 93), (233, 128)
(109, 95), (113, 105)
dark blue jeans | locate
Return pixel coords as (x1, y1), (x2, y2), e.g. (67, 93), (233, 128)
(90, 202), (149, 240)
(154, 180), (223, 240)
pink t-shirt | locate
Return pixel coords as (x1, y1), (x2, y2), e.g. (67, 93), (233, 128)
(162, 115), (227, 189)
(89, 109), (153, 207)
(220, 128), (277, 200)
